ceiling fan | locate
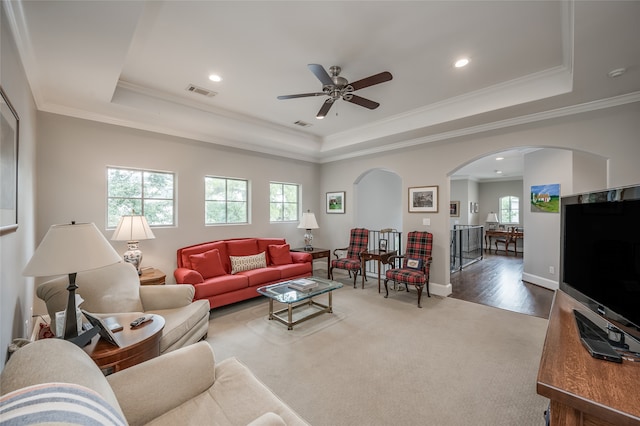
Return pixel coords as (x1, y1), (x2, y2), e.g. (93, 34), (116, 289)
(277, 64), (393, 119)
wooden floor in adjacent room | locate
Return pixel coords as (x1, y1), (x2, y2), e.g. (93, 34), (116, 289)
(450, 252), (555, 319)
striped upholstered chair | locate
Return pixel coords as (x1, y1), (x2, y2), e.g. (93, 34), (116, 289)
(384, 231), (433, 308)
(330, 228), (369, 288)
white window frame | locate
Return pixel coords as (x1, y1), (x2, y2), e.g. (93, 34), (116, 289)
(269, 182), (300, 223)
(204, 176), (249, 225)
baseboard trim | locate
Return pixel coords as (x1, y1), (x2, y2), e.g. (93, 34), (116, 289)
(430, 282), (452, 297)
(522, 273), (558, 291)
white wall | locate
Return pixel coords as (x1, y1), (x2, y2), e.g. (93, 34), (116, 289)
(1, 7), (38, 367)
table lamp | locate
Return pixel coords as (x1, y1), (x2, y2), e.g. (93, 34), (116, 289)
(486, 212), (499, 229)
(23, 222), (122, 344)
(111, 215), (155, 275)
(297, 210), (319, 251)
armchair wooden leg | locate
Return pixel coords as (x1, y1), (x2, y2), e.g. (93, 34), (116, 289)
(416, 285), (423, 308)
(383, 278), (390, 298)
(329, 266), (334, 280)
(352, 270), (358, 288)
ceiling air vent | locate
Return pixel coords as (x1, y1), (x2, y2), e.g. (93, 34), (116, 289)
(294, 120), (312, 127)
(186, 84), (217, 97)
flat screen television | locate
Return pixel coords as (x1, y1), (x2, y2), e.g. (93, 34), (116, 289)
(560, 184), (640, 344)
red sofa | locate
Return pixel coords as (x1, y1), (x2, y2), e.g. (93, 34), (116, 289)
(174, 238), (312, 308)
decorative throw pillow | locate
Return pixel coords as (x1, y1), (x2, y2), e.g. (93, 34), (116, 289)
(189, 249), (227, 279)
(230, 252), (267, 274)
(268, 244), (292, 265)
(0, 382), (127, 426)
(405, 258), (423, 270)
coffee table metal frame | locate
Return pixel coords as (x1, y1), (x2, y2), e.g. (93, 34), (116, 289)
(257, 277), (343, 330)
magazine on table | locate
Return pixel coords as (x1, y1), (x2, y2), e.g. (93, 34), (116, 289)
(289, 278), (318, 292)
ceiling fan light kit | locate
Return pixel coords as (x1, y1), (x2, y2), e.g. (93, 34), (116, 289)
(278, 64), (392, 119)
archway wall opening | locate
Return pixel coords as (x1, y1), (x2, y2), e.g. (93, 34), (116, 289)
(318, 102), (640, 296)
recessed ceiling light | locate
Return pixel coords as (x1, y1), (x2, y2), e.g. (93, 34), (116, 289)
(495, 157), (504, 161)
(495, 170), (503, 174)
(209, 74), (222, 82)
(607, 68), (626, 78)
(454, 58), (470, 68)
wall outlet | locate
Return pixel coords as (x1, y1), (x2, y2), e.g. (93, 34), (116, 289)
(549, 266), (555, 274)
(423, 218), (430, 226)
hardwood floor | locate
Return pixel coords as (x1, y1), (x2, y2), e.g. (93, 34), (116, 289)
(450, 252), (554, 319)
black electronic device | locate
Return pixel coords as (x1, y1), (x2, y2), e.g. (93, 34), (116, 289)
(560, 184), (640, 345)
(573, 309), (622, 363)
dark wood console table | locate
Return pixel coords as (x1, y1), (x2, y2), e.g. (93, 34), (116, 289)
(361, 249), (396, 292)
(291, 247), (330, 278)
(484, 229), (523, 254)
(537, 290), (640, 425)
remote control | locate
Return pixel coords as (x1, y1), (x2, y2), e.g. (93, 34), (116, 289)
(130, 315), (153, 328)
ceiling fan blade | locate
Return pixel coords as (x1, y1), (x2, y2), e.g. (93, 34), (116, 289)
(277, 92), (325, 100)
(308, 64), (334, 87)
(348, 71), (393, 91)
(345, 94), (380, 110)
(316, 99), (334, 118)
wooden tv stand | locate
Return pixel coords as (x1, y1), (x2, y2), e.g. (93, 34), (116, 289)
(537, 290), (640, 426)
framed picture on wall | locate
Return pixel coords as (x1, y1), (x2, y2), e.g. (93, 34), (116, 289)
(408, 186), (438, 213)
(450, 201), (460, 217)
(326, 191), (345, 214)
(1, 86), (19, 234)
(379, 239), (388, 251)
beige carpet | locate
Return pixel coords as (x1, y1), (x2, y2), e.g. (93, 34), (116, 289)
(206, 271), (550, 426)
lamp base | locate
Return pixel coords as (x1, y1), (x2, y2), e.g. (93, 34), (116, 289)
(123, 241), (143, 275)
(303, 230), (314, 252)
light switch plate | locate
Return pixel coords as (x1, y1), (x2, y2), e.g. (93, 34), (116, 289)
(423, 218), (430, 226)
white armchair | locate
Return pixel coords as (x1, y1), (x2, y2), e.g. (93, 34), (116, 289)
(36, 262), (209, 354)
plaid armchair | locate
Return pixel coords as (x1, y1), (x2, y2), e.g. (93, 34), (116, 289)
(330, 228), (369, 288)
(384, 231), (433, 308)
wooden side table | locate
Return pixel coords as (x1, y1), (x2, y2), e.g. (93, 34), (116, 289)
(291, 247), (330, 278)
(361, 250), (397, 292)
(83, 312), (165, 375)
(139, 267), (166, 285)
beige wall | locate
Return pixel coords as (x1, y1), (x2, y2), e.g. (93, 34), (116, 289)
(35, 113), (321, 287)
(320, 102), (640, 293)
(1, 8), (39, 366)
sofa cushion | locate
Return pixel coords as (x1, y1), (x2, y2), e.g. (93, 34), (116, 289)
(230, 252), (267, 274)
(148, 301), (211, 354)
(240, 267), (282, 287)
(271, 263), (312, 279)
(194, 275), (249, 298)
(226, 238), (259, 256)
(268, 244), (293, 266)
(189, 249), (227, 279)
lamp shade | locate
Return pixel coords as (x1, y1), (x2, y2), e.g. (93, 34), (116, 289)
(111, 215), (156, 241)
(297, 212), (319, 229)
(23, 222), (121, 277)
(486, 213), (499, 223)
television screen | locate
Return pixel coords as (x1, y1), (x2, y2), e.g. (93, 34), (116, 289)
(560, 185), (640, 343)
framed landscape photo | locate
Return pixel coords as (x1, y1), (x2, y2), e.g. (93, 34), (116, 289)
(1, 86), (19, 234)
(450, 201), (460, 217)
(326, 191), (345, 214)
(408, 186), (438, 213)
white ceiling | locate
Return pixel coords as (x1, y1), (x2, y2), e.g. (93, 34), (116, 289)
(4, 1), (640, 175)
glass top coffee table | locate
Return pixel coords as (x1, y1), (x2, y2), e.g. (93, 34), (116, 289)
(257, 277), (343, 330)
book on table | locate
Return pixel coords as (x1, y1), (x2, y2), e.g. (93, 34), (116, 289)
(288, 278), (318, 292)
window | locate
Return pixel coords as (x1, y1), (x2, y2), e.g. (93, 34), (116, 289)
(107, 167), (175, 228)
(270, 182), (299, 222)
(205, 176), (248, 224)
(499, 195), (520, 224)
